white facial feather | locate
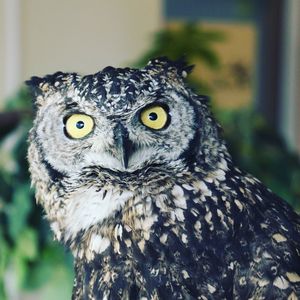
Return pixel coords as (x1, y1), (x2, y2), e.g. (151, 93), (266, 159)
(84, 147), (165, 172)
(84, 152), (124, 171)
(63, 186), (133, 240)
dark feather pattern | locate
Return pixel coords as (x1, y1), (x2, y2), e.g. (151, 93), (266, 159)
(66, 164), (300, 299)
(27, 58), (300, 299)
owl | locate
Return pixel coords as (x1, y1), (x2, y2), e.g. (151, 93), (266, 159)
(27, 57), (300, 299)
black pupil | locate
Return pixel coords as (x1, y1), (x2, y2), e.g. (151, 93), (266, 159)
(76, 121), (85, 129)
(149, 112), (158, 121)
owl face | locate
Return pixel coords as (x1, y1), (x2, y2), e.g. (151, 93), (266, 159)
(27, 58), (226, 243)
(28, 58), (202, 176)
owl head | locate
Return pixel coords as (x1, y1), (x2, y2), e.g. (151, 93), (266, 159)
(27, 57), (227, 184)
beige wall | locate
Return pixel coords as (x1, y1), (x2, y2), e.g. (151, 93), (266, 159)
(21, 0), (162, 78)
(280, 0), (300, 153)
(0, 0), (5, 107)
(0, 0), (162, 105)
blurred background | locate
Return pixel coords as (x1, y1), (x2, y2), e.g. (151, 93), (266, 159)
(0, 0), (300, 299)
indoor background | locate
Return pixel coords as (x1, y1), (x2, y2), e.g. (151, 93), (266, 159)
(0, 0), (299, 299)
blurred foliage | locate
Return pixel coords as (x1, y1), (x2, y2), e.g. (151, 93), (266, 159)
(0, 22), (299, 299)
(218, 109), (300, 211)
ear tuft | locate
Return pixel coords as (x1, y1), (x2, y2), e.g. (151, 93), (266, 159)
(174, 56), (194, 78)
(25, 76), (49, 110)
(25, 76), (47, 97)
(147, 56), (194, 79)
(25, 72), (75, 109)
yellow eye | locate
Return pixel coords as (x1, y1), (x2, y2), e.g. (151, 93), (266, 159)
(140, 105), (169, 130)
(65, 114), (94, 139)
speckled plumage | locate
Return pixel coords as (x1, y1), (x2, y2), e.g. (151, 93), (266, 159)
(27, 57), (300, 299)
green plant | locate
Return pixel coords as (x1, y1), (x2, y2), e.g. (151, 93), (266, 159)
(218, 108), (300, 211)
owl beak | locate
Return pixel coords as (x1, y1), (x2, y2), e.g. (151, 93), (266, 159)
(114, 122), (133, 169)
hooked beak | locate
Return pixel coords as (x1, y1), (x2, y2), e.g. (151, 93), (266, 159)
(114, 122), (134, 169)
